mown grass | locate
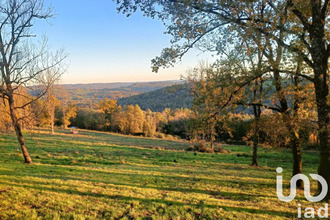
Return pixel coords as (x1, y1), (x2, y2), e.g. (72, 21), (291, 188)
(0, 129), (326, 219)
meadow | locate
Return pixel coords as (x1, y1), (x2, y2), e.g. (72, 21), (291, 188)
(0, 129), (325, 219)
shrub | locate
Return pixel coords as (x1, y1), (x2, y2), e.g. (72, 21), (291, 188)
(155, 132), (166, 139)
(165, 134), (178, 140)
(187, 142), (213, 153)
(187, 142), (230, 153)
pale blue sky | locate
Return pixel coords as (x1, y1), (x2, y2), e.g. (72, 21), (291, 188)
(33, 0), (214, 84)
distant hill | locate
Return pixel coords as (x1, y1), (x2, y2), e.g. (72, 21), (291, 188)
(62, 82), (134, 90)
(62, 80), (182, 92)
(61, 80), (184, 108)
(116, 80), (284, 113)
(118, 83), (193, 112)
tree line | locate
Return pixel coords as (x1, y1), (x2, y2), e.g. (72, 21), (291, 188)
(1, 86), (319, 154)
(28, 95), (317, 156)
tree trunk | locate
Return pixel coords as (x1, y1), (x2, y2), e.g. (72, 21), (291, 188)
(290, 127), (303, 189)
(273, 68), (304, 189)
(251, 78), (262, 166)
(210, 140), (214, 151)
(8, 94), (32, 164)
(62, 106), (67, 129)
(317, 114), (329, 201)
(51, 113), (55, 134)
(251, 102), (260, 166)
(270, 41), (304, 180)
(282, 109), (303, 189)
(47, 90), (56, 134)
(314, 66), (329, 200)
(291, 68), (303, 189)
(309, 4), (329, 199)
(251, 128), (259, 166)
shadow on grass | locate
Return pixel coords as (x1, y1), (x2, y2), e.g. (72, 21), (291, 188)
(0, 165), (276, 190)
(0, 166), (279, 203)
(0, 180), (294, 218)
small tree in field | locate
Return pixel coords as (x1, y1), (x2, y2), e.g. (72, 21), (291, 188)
(62, 104), (77, 129)
(0, 0), (66, 163)
(39, 72), (61, 135)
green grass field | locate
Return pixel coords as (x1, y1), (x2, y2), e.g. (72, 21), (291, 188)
(0, 129), (326, 219)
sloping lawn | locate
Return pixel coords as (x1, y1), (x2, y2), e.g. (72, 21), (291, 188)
(0, 129), (324, 219)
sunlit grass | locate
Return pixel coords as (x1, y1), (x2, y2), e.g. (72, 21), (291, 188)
(0, 129), (325, 219)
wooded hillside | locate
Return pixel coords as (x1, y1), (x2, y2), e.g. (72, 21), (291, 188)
(118, 83), (193, 112)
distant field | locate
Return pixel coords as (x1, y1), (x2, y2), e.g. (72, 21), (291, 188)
(0, 129), (325, 219)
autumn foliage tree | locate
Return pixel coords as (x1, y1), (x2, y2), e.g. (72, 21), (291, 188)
(99, 99), (122, 131)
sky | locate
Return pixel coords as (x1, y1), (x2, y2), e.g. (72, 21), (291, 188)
(33, 0), (215, 84)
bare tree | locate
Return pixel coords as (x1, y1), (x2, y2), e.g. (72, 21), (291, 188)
(57, 85), (70, 129)
(0, 0), (67, 163)
(38, 71), (62, 135)
(46, 85), (58, 135)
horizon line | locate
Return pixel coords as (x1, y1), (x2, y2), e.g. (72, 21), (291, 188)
(59, 79), (184, 85)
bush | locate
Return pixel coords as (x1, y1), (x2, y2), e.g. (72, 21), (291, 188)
(187, 142), (230, 153)
(155, 132), (166, 139)
(214, 145), (230, 154)
(187, 142), (213, 153)
(165, 134), (178, 140)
